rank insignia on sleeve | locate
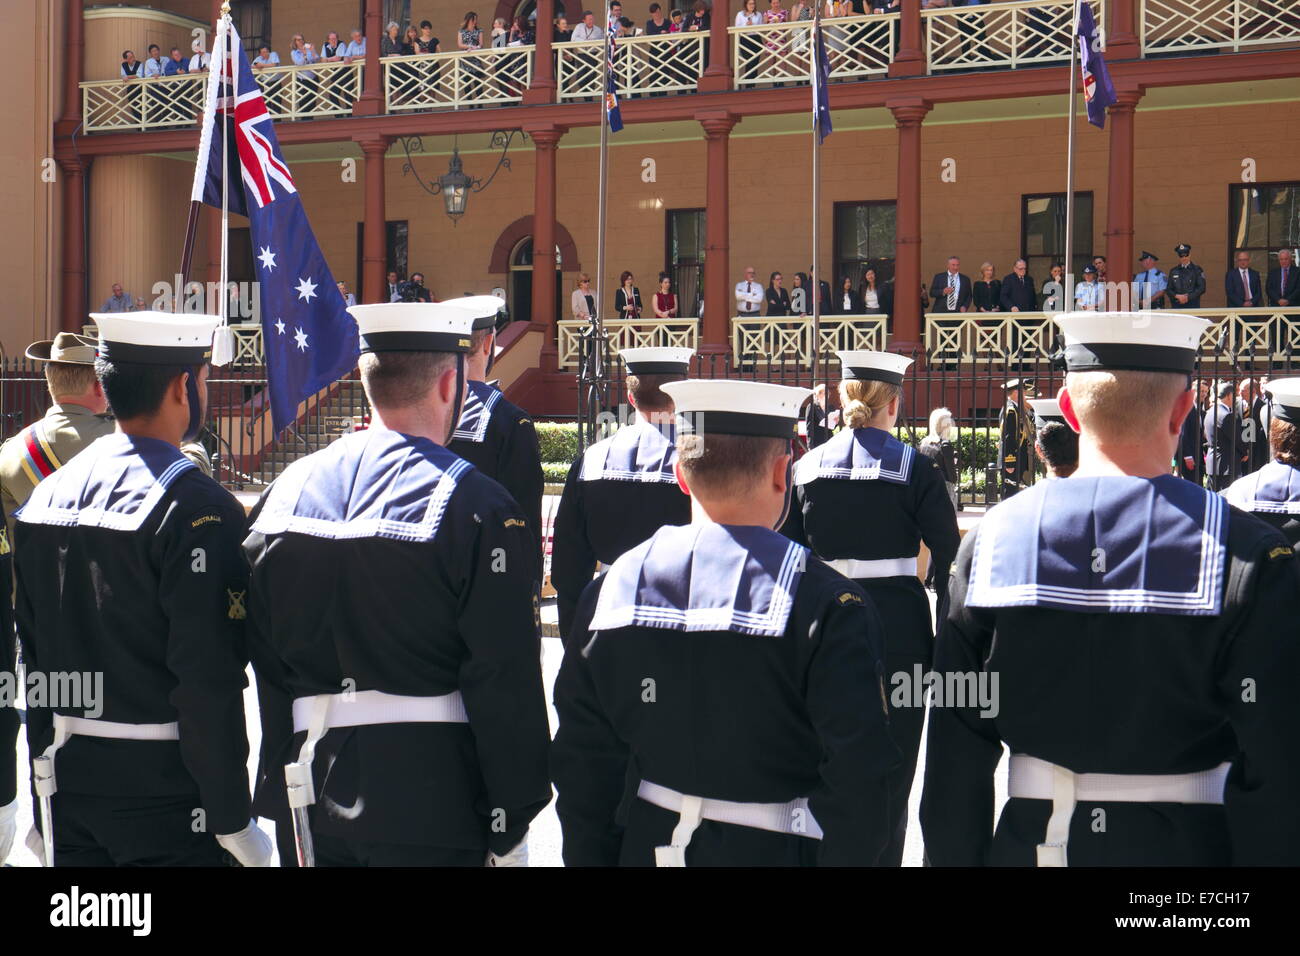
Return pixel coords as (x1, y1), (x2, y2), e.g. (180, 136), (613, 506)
(0, 527), (9, 556)
(836, 590), (863, 606)
(504, 517), (526, 529)
(519, 418), (532, 426)
(1268, 546), (1293, 561)
(191, 513), (223, 529)
(227, 588), (247, 620)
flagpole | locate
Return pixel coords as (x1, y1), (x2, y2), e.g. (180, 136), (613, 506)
(220, 7), (232, 328)
(1062, 0), (1082, 313)
(811, 7), (822, 384)
(594, 3), (611, 390)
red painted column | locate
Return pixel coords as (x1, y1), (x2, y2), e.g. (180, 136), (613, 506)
(889, 97), (931, 349)
(353, 0), (383, 115)
(527, 125), (564, 328)
(699, 111), (737, 350)
(889, 0), (924, 79)
(1105, 88), (1143, 305)
(55, 0), (84, 136)
(59, 157), (90, 333)
(698, 0), (731, 93)
(359, 136), (390, 302)
(1106, 0), (1141, 61)
(523, 0), (556, 104)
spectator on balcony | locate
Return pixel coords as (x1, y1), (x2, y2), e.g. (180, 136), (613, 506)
(765, 271), (792, 316)
(398, 272), (433, 302)
(1091, 255), (1107, 282)
(669, 8), (685, 31)
(509, 15), (535, 45)
(859, 268), (890, 316)
(554, 16), (573, 41)
(572, 10), (605, 40)
(972, 262), (1001, 315)
(189, 42), (210, 73)
(121, 50), (143, 80)
(735, 266), (764, 318)
(762, 0), (789, 84)
(1168, 243), (1206, 309)
(415, 20), (441, 55)
(491, 17), (509, 47)
(788, 0), (812, 54)
(929, 256), (971, 313)
(317, 32), (351, 110)
(382, 21), (404, 56)
(337, 281), (357, 308)
(1267, 248), (1299, 307)
(835, 275), (863, 314)
(1226, 251), (1265, 310)
(790, 272), (809, 316)
(1040, 262), (1064, 313)
(322, 31), (347, 61)
(1134, 251), (1167, 309)
(133, 297), (147, 311)
(646, 3), (672, 33)
(345, 28), (366, 58)
(163, 47), (187, 76)
(572, 274), (596, 321)
(101, 283), (133, 313)
(400, 24), (420, 54)
(735, 0), (763, 81)
(653, 273), (678, 318)
(142, 44), (165, 78)
(1074, 263), (1103, 310)
(386, 271), (402, 302)
(1000, 259), (1037, 312)
(289, 35), (320, 112)
(253, 45), (281, 68)
(615, 271), (643, 319)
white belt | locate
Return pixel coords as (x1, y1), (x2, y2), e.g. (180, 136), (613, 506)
(1007, 754), (1230, 868)
(827, 556), (918, 579)
(637, 780), (822, 867)
(286, 690), (468, 812)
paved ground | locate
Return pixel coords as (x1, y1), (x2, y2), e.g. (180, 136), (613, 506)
(7, 590), (1008, 867)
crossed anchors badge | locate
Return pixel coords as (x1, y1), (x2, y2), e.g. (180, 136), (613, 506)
(227, 588), (247, 620)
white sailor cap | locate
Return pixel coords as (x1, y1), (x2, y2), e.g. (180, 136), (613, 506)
(89, 311), (219, 365)
(1004, 378), (1036, 392)
(619, 346), (695, 375)
(442, 294), (507, 330)
(836, 350), (913, 386)
(1264, 376), (1300, 425)
(1028, 398), (1066, 424)
(660, 379), (810, 439)
(1054, 310), (1208, 374)
(347, 301), (477, 354)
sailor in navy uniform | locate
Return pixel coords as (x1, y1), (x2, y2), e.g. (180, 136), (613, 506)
(14, 311), (271, 867)
(1222, 377), (1300, 550)
(999, 379), (1035, 498)
(552, 380), (899, 866)
(1027, 397), (1078, 479)
(444, 296), (544, 567)
(243, 302), (551, 867)
(551, 347), (694, 639)
(921, 310), (1300, 866)
(785, 351), (960, 866)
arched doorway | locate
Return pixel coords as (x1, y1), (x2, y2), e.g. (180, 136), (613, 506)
(508, 237), (563, 325)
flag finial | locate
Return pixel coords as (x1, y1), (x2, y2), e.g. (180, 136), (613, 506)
(221, 1), (232, 16)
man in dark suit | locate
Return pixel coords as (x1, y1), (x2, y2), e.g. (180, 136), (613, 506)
(999, 258), (1037, 312)
(1266, 248), (1298, 307)
(1177, 379), (1209, 484)
(930, 256), (973, 313)
(1225, 251), (1265, 309)
(1204, 380), (1242, 491)
(1238, 378), (1268, 474)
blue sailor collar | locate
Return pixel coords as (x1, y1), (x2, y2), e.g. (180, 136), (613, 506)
(968, 474), (1229, 616)
(17, 432), (197, 532)
(250, 428), (471, 542)
(1223, 460), (1300, 515)
(794, 426), (914, 486)
(589, 523), (810, 637)
(451, 380), (502, 444)
(579, 418), (678, 483)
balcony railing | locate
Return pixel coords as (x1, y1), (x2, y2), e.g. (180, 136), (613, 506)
(253, 60), (364, 120)
(557, 317), (700, 368)
(384, 47), (533, 111)
(730, 14), (897, 88)
(732, 315), (889, 364)
(924, 308), (1300, 364)
(1141, 0), (1300, 55)
(555, 33), (707, 101)
(923, 0), (1091, 73)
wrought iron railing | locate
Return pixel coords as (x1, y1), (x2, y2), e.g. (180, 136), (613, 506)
(384, 48), (533, 111)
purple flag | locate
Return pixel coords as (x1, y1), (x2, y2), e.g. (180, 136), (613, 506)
(1076, 1), (1116, 129)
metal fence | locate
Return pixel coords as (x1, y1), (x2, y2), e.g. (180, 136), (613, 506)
(575, 330), (1298, 507)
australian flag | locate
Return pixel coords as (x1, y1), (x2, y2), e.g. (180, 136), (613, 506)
(813, 17), (832, 144)
(605, 15), (623, 133)
(191, 20), (358, 434)
(1076, 1), (1116, 129)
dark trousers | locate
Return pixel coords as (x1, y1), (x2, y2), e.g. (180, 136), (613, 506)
(52, 792), (229, 866)
(313, 830), (483, 867)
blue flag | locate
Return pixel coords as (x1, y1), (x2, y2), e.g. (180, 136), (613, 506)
(605, 17), (624, 133)
(1076, 1), (1116, 129)
(813, 19), (832, 144)
(192, 20), (358, 435)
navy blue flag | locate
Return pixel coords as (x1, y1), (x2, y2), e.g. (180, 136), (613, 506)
(605, 16), (624, 133)
(813, 18), (832, 144)
(192, 20), (358, 434)
(1075, 1), (1116, 129)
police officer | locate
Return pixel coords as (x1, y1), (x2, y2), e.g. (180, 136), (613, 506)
(784, 351), (960, 867)
(921, 310), (1300, 866)
(999, 379), (1035, 498)
(1073, 262), (1103, 310)
(1222, 377), (1300, 549)
(1168, 243), (1206, 309)
(244, 301), (551, 867)
(552, 380), (899, 866)
(551, 347), (693, 639)
(444, 295), (544, 567)
(1027, 397), (1078, 479)
(15, 311), (271, 866)
(1133, 251), (1167, 309)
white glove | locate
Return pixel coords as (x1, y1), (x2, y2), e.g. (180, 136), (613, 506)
(25, 826), (46, 867)
(486, 839), (529, 867)
(216, 820), (274, 867)
(0, 797), (17, 864)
